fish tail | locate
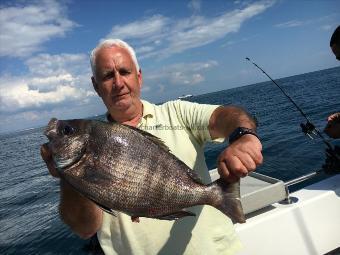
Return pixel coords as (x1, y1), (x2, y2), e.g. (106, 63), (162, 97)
(209, 179), (245, 224)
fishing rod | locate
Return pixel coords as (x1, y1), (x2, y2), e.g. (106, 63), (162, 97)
(245, 57), (339, 176)
(245, 57), (333, 150)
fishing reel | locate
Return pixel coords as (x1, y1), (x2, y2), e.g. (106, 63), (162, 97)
(300, 121), (317, 139)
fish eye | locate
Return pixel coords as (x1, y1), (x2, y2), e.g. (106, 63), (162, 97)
(61, 125), (75, 136)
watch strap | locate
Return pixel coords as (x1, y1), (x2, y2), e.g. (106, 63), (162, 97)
(229, 127), (259, 144)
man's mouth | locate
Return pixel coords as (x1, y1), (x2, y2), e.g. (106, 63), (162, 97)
(114, 92), (129, 99)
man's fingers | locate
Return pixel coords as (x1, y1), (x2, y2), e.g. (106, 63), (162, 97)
(239, 153), (257, 173)
(41, 143), (54, 161)
(217, 160), (239, 183)
(225, 156), (248, 178)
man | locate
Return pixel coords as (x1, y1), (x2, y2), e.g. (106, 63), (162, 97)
(41, 39), (263, 254)
(330, 25), (340, 61)
(324, 26), (340, 139)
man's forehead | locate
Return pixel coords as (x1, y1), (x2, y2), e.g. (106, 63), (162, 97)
(96, 46), (132, 65)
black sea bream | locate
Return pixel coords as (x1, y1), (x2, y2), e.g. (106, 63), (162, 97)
(43, 118), (245, 223)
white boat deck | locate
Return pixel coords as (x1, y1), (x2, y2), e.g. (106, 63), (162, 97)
(210, 169), (288, 214)
(210, 170), (340, 254)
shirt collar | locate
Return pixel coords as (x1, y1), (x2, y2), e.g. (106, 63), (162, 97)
(105, 99), (154, 122)
(141, 100), (154, 119)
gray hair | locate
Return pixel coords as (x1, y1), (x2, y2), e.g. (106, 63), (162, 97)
(90, 39), (140, 78)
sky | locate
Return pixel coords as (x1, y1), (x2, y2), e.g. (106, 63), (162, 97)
(0, 0), (339, 133)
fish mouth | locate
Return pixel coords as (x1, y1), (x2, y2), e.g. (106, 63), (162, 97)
(44, 118), (58, 140)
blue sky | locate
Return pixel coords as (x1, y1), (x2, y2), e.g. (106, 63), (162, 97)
(0, 0), (339, 133)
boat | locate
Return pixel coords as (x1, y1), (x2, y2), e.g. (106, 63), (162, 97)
(178, 94), (193, 100)
(209, 169), (340, 255)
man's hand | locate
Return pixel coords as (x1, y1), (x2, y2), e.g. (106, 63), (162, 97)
(40, 143), (60, 178)
(40, 143), (102, 239)
(324, 112), (340, 139)
(217, 134), (263, 183)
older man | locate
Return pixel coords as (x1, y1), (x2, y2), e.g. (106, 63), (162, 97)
(41, 39), (263, 255)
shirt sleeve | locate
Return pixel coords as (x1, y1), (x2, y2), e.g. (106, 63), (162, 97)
(170, 100), (223, 145)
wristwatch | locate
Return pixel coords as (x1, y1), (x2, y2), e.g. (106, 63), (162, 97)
(229, 127), (259, 144)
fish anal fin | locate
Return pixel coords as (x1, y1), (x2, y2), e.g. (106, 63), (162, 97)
(154, 210), (196, 220)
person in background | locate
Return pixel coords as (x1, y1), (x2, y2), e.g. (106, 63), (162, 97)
(324, 113), (340, 139)
(324, 25), (340, 139)
(323, 26), (340, 172)
(41, 39), (263, 255)
(330, 25), (340, 61)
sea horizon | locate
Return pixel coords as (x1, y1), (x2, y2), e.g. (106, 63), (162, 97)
(1, 65), (339, 136)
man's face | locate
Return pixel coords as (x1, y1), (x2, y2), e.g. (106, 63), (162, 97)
(92, 46), (142, 113)
(331, 44), (340, 61)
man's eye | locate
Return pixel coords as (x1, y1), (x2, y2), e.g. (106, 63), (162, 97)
(103, 73), (114, 81)
(119, 69), (130, 76)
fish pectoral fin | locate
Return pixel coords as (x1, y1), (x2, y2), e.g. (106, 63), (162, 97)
(90, 200), (118, 217)
(155, 210), (196, 220)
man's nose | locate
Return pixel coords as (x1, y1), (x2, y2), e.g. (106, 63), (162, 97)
(114, 74), (124, 89)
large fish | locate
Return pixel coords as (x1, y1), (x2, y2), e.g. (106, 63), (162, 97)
(43, 118), (245, 223)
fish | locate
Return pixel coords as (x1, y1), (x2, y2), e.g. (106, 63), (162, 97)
(43, 118), (245, 223)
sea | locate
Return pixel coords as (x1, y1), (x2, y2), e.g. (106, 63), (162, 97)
(1, 66), (339, 254)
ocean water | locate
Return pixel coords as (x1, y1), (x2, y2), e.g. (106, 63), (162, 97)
(1, 66), (339, 254)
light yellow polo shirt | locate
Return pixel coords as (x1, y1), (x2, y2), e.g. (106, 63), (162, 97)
(97, 100), (242, 255)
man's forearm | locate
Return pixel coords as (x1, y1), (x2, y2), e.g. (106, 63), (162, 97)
(209, 106), (256, 139)
(59, 180), (103, 239)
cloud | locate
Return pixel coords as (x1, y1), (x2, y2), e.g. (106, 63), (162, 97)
(105, 1), (274, 59)
(275, 20), (306, 28)
(25, 53), (88, 76)
(106, 15), (169, 42)
(320, 24), (333, 31)
(274, 14), (340, 30)
(0, 0), (76, 58)
(188, 0), (201, 13)
(144, 60), (218, 87)
(0, 53), (96, 114)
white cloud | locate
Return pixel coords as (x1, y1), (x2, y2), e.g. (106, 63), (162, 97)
(0, 0), (76, 57)
(320, 24), (333, 31)
(188, 0), (201, 13)
(275, 20), (306, 28)
(274, 13), (340, 30)
(0, 53), (95, 113)
(0, 82), (86, 112)
(105, 1), (274, 59)
(107, 15), (169, 41)
(144, 60), (218, 86)
(0, 77), (95, 113)
(26, 53), (88, 76)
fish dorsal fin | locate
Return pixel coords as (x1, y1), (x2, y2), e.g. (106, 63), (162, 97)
(185, 168), (204, 185)
(122, 124), (170, 153)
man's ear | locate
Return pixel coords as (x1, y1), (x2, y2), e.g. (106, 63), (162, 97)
(138, 69), (143, 89)
(91, 76), (100, 95)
